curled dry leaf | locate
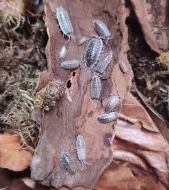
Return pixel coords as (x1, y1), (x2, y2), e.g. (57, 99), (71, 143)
(0, 131), (32, 171)
(112, 93), (169, 188)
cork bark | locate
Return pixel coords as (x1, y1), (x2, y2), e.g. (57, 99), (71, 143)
(31, 0), (132, 189)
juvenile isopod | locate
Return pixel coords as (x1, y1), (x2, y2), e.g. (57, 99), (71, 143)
(84, 37), (103, 69)
(119, 61), (128, 73)
(93, 20), (112, 44)
(97, 112), (118, 123)
(56, 7), (73, 43)
(96, 51), (113, 74)
(61, 60), (80, 69)
(91, 72), (102, 100)
(59, 45), (67, 60)
(104, 95), (122, 113)
(61, 152), (76, 175)
(76, 134), (91, 169)
(77, 36), (89, 46)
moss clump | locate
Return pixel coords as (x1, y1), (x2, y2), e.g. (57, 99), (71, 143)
(35, 79), (65, 111)
(157, 51), (169, 70)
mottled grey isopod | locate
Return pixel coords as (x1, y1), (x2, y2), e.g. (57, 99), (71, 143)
(84, 37), (103, 69)
(91, 72), (102, 100)
(93, 20), (112, 44)
(104, 94), (122, 113)
(119, 61), (128, 73)
(56, 7), (73, 42)
(61, 60), (80, 69)
(76, 134), (91, 169)
(96, 51), (113, 74)
(61, 152), (76, 175)
(97, 112), (118, 123)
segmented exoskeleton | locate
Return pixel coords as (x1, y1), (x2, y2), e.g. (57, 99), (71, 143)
(96, 51), (113, 74)
(61, 60), (80, 69)
(97, 112), (118, 123)
(91, 72), (102, 100)
(76, 134), (91, 169)
(84, 37), (103, 70)
(56, 7), (73, 59)
(104, 94), (122, 113)
(56, 7), (73, 43)
(93, 20), (112, 45)
(61, 152), (76, 175)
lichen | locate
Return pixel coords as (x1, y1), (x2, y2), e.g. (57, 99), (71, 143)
(35, 79), (65, 111)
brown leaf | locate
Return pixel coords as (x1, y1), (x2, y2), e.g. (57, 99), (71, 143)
(94, 163), (140, 190)
(0, 131), (32, 171)
(112, 93), (169, 188)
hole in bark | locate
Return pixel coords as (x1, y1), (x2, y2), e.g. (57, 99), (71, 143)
(66, 80), (72, 88)
(72, 72), (76, 77)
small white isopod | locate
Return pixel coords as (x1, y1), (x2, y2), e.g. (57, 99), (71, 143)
(76, 134), (91, 169)
(77, 36), (89, 46)
(119, 61), (128, 73)
(56, 7), (73, 44)
(91, 72), (102, 100)
(59, 45), (67, 60)
(60, 60), (80, 69)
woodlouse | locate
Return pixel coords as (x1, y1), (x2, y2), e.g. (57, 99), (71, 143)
(77, 36), (89, 46)
(119, 61), (128, 73)
(60, 60), (80, 69)
(93, 20), (112, 44)
(61, 152), (76, 175)
(97, 112), (118, 123)
(96, 51), (113, 74)
(104, 94), (122, 113)
(59, 45), (67, 60)
(76, 134), (91, 169)
(84, 37), (103, 69)
(91, 72), (102, 100)
(56, 7), (73, 43)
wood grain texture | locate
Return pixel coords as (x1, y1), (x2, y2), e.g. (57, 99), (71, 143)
(31, 0), (133, 189)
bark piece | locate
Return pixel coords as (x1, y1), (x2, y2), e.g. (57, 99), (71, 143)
(31, 0), (132, 189)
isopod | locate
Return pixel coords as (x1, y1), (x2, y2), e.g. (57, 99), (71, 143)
(61, 152), (76, 175)
(97, 112), (118, 123)
(93, 20), (112, 43)
(96, 51), (113, 74)
(91, 72), (102, 100)
(56, 7), (73, 43)
(104, 95), (122, 113)
(77, 36), (89, 46)
(84, 37), (103, 69)
(76, 134), (91, 169)
(119, 61), (128, 73)
(59, 45), (67, 60)
(61, 60), (80, 69)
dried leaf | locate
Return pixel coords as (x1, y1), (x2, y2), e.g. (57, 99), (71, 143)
(94, 163), (140, 190)
(0, 131), (32, 171)
(113, 93), (169, 188)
